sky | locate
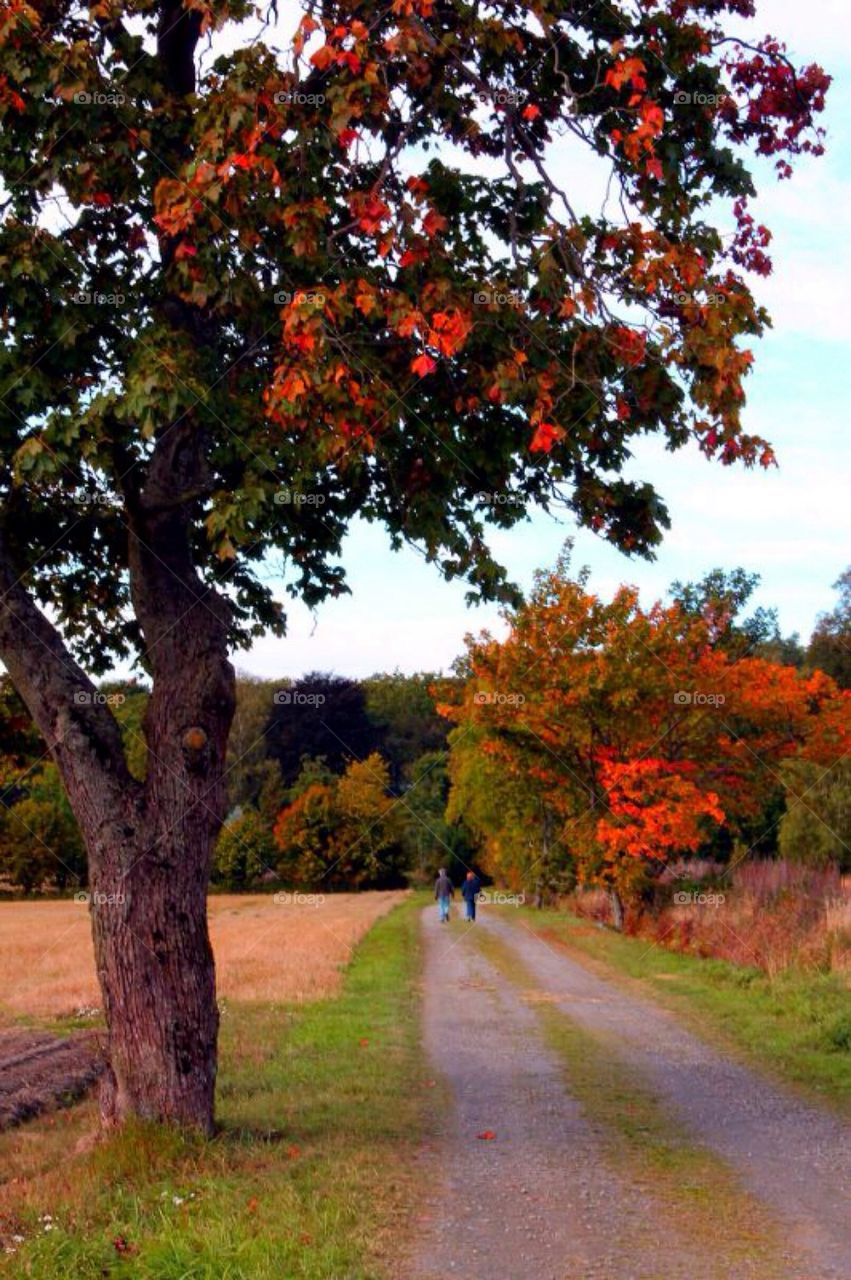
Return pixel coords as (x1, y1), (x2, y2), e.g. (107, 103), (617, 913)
(240, 0), (851, 681)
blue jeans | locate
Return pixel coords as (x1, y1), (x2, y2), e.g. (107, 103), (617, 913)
(465, 897), (476, 921)
(438, 895), (451, 922)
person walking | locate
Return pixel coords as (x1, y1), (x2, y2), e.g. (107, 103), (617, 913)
(461, 869), (482, 922)
(434, 868), (454, 922)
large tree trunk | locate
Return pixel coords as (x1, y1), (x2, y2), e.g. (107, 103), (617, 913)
(0, 425), (235, 1133)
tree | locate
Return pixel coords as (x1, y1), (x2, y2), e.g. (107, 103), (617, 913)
(0, 762), (87, 892)
(808, 569), (851, 689)
(0, 0), (828, 1128)
(778, 759), (851, 873)
(273, 752), (403, 888)
(212, 805), (277, 889)
(440, 555), (851, 923)
(398, 748), (471, 885)
(362, 672), (449, 787)
(224, 675), (281, 811)
(266, 673), (379, 789)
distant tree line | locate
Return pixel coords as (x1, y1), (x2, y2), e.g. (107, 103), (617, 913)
(0, 668), (472, 893)
(1, 566), (849, 897)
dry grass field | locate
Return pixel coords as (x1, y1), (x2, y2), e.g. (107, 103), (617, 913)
(0, 891), (406, 1021)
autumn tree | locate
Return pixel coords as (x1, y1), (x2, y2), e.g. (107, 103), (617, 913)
(273, 751), (403, 887)
(808, 569), (851, 690)
(0, 0), (829, 1128)
(440, 555), (851, 924)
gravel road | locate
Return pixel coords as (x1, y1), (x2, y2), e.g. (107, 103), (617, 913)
(405, 907), (850, 1280)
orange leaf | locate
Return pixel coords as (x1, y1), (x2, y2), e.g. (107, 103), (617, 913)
(530, 422), (564, 453)
(422, 209), (448, 238)
(477, 1130), (497, 1140)
(411, 354), (436, 376)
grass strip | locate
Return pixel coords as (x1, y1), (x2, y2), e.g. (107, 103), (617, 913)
(1, 898), (425, 1279)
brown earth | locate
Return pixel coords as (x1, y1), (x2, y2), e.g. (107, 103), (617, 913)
(0, 1030), (103, 1131)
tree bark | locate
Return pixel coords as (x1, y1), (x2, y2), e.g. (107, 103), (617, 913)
(609, 888), (625, 932)
(0, 425), (235, 1133)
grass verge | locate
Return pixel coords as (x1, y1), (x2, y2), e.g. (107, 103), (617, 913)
(514, 907), (851, 1112)
(0, 898), (425, 1279)
(472, 925), (791, 1278)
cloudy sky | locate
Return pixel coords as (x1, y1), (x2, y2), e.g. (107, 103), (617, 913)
(241, 0), (851, 681)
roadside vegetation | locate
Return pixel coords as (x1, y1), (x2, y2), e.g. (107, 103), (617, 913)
(0, 901), (425, 1278)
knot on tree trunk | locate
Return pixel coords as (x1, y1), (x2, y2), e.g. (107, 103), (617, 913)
(182, 725), (209, 771)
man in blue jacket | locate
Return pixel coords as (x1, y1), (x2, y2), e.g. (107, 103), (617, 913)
(461, 870), (482, 921)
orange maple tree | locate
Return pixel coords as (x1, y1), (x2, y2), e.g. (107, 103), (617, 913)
(440, 556), (851, 917)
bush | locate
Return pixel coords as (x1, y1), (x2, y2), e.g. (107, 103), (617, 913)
(212, 808), (277, 890)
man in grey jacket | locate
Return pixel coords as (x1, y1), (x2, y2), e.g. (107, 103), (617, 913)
(434, 868), (454, 922)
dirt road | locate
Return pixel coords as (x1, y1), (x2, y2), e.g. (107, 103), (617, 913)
(405, 908), (850, 1280)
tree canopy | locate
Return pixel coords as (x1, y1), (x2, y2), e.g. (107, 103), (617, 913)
(0, 0), (830, 672)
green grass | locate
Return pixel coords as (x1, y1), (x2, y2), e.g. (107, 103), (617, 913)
(0, 899), (426, 1279)
(473, 926), (791, 1278)
(513, 907), (851, 1111)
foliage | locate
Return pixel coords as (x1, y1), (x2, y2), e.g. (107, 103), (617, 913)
(211, 805), (277, 889)
(0, 763), (86, 891)
(440, 552), (851, 904)
(0, 0), (832, 674)
(273, 752), (404, 888)
(362, 672), (449, 787)
(224, 675), (281, 810)
(779, 759), (851, 872)
(397, 748), (473, 884)
(807, 568), (851, 689)
(266, 672), (379, 789)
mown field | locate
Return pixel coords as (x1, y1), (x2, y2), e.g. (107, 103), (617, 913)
(0, 892), (405, 1023)
(0, 896), (426, 1276)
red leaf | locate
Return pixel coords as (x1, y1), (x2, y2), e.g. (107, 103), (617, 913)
(422, 209), (448, 238)
(92, 192), (112, 207)
(529, 422), (563, 453)
(522, 104), (541, 120)
(476, 1130), (497, 1140)
(411, 354), (436, 377)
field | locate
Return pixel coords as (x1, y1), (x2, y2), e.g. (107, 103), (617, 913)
(0, 899), (426, 1277)
(0, 892), (405, 1023)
